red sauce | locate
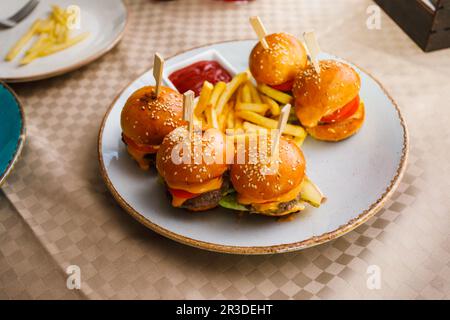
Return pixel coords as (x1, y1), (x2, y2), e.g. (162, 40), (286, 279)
(169, 60), (232, 96)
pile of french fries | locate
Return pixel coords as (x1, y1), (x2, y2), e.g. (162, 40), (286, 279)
(5, 5), (90, 66)
(194, 72), (308, 147)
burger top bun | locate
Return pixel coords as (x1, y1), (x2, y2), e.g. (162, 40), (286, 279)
(121, 86), (185, 146)
(293, 60), (361, 128)
(230, 137), (305, 201)
(249, 33), (308, 86)
(156, 127), (228, 186)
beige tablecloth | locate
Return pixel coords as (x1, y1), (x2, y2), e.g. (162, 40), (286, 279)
(1, 0), (450, 299)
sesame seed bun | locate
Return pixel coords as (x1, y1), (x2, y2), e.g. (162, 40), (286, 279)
(230, 137), (306, 201)
(306, 102), (365, 141)
(249, 33), (308, 86)
(156, 127), (228, 187)
(293, 60), (361, 128)
(121, 86), (185, 147)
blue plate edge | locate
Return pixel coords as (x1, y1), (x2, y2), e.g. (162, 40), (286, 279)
(0, 81), (26, 187)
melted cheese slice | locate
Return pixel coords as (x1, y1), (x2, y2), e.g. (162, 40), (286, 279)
(127, 146), (152, 170)
(167, 177), (223, 194)
(172, 195), (188, 207)
(237, 182), (303, 206)
(252, 202), (280, 212)
(257, 202), (306, 216)
(167, 177), (224, 207)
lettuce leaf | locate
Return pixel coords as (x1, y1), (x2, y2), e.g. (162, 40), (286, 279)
(219, 193), (249, 211)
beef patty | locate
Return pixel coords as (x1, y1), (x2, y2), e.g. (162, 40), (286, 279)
(182, 189), (224, 210)
(181, 176), (230, 210)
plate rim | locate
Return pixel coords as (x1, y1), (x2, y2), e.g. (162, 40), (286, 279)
(97, 39), (410, 255)
(1, 0), (129, 83)
(0, 80), (26, 187)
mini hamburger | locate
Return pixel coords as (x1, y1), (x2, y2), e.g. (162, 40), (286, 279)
(121, 86), (185, 170)
(156, 126), (229, 211)
(222, 136), (323, 216)
(293, 60), (364, 142)
(249, 33), (308, 92)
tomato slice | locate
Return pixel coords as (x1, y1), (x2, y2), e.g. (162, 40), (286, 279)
(123, 134), (158, 153)
(320, 96), (360, 124)
(270, 79), (294, 92)
(168, 188), (198, 199)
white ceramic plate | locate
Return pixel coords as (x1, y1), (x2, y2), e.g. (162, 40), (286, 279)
(99, 40), (408, 255)
(0, 0), (128, 82)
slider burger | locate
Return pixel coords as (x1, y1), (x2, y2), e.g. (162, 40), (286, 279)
(226, 136), (308, 216)
(249, 33), (308, 92)
(293, 60), (364, 142)
(121, 86), (185, 170)
(156, 126), (229, 211)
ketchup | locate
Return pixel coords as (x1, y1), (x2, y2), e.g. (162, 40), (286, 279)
(169, 60), (232, 96)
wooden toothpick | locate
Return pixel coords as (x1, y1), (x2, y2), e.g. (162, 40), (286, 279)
(153, 52), (164, 98)
(249, 16), (269, 50)
(272, 104), (291, 158)
(183, 90), (195, 137)
(303, 31), (321, 74)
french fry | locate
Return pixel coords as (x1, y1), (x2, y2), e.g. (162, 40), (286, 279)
(194, 114), (204, 126)
(243, 121), (268, 134)
(39, 33), (90, 57)
(21, 35), (50, 65)
(53, 22), (61, 39)
(218, 113), (225, 131)
(283, 135), (295, 140)
(57, 24), (67, 43)
(215, 72), (249, 115)
(227, 109), (235, 129)
(219, 102), (232, 131)
(52, 5), (67, 25)
(229, 132), (263, 144)
(248, 82), (262, 103)
(294, 135), (307, 147)
(5, 5), (90, 65)
(62, 25), (69, 42)
(236, 103), (269, 114)
(208, 82), (227, 108)
(241, 83), (252, 103)
(26, 34), (48, 54)
(261, 95), (280, 116)
(38, 18), (54, 33)
(5, 20), (42, 61)
(236, 110), (307, 138)
(235, 117), (244, 129)
(235, 85), (243, 103)
(257, 83), (293, 105)
(195, 81), (214, 116)
(205, 104), (219, 129)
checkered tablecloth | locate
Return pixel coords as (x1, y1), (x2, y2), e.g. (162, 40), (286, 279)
(1, 0), (449, 299)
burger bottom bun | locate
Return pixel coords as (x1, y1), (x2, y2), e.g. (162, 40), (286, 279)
(254, 203), (305, 217)
(307, 104), (365, 142)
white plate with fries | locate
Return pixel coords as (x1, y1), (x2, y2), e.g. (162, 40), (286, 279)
(0, 0), (127, 82)
(99, 40), (408, 254)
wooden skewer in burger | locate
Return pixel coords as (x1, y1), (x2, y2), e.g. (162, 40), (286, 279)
(293, 32), (365, 142)
(156, 91), (229, 211)
(120, 53), (185, 170)
(221, 105), (325, 216)
(249, 16), (308, 92)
